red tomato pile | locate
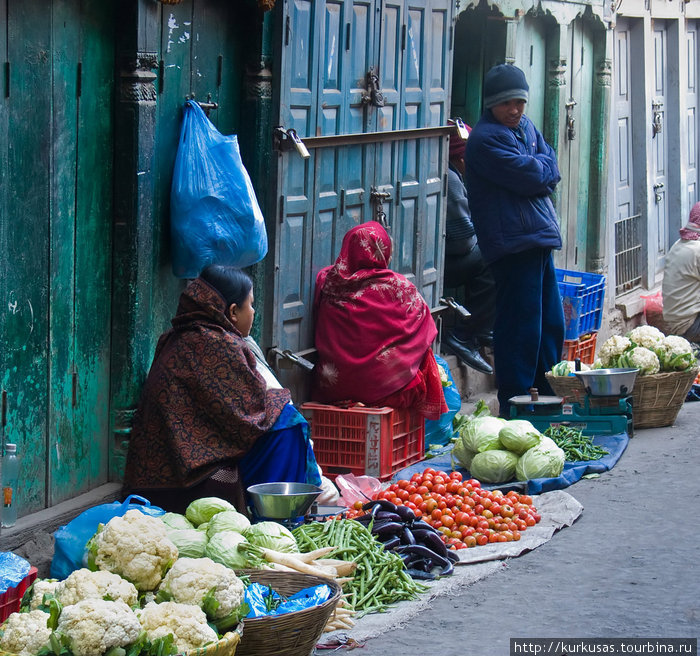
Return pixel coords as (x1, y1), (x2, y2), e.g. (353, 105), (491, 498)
(346, 468), (541, 550)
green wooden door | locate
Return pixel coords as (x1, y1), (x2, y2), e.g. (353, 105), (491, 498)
(0, 1), (114, 513)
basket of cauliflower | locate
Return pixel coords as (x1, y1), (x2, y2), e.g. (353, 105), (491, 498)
(0, 510), (244, 656)
(547, 326), (699, 429)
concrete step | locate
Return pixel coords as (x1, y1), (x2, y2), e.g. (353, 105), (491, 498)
(438, 348), (499, 416)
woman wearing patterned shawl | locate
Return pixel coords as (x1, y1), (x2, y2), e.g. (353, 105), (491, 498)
(312, 221), (447, 420)
(123, 265), (320, 513)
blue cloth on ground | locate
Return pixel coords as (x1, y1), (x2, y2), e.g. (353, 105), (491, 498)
(394, 432), (629, 494)
(424, 354), (462, 448)
(239, 403), (321, 489)
(0, 553), (30, 594)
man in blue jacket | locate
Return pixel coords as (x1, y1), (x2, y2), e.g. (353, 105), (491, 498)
(465, 64), (565, 417)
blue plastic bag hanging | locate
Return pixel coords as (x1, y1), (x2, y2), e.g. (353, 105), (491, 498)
(170, 100), (268, 278)
(50, 495), (165, 580)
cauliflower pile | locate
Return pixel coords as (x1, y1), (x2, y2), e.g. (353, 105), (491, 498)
(2, 502), (254, 656)
(137, 601), (218, 653)
(88, 509), (178, 592)
(551, 326), (698, 377)
(0, 610), (52, 656)
(56, 598), (142, 656)
(157, 557), (246, 632)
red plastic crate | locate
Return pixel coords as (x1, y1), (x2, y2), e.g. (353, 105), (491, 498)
(301, 403), (425, 481)
(562, 332), (598, 365)
(0, 566), (38, 622)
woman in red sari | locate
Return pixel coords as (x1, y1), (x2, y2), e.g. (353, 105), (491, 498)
(312, 221), (447, 420)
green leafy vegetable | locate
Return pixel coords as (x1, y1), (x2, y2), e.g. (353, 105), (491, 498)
(468, 449), (519, 483)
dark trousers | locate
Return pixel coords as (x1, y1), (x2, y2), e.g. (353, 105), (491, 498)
(443, 244), (496, 338)
(489, 248), (565, 416)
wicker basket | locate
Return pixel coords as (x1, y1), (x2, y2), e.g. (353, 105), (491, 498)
(631, 368), (699, 428)
(546, 369), (699, 429)
(236, 570), (342, 656)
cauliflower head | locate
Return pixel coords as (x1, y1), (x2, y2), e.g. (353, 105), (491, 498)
(619, 346), (660, 375)
(158, 557), (245, 628)
(89, 509), (178, 591)
(27, 578), (60, 610)
(56, 598), (143, 656)
(0, 610), (52, 656)
(654, 335), (698, 372)
(598, 335), (632, 367)
(55, 568), (139, 607)
(138, 601), (218, 653)
(627, 325), (665, 349)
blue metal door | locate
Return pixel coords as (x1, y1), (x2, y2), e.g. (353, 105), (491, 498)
(272, 0), (454, 399)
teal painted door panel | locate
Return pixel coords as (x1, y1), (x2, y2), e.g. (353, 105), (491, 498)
(0, 1), (114, 512)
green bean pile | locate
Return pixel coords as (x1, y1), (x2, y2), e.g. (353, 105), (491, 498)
(293, 519), (427, 616)
(543, 425), (610, 461)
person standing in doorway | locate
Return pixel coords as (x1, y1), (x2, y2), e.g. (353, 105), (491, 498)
(464, 63), (565, 417)
(441, 124), (496, 375)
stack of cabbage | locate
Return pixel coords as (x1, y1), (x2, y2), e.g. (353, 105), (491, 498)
(551, 326), (698, 377)
(452, 417), (565, 484)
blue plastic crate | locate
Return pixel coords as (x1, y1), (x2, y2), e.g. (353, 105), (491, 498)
(556, 268), (606, 340)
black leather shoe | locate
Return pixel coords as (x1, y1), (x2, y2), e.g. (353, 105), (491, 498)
(441, 333), (494, 375)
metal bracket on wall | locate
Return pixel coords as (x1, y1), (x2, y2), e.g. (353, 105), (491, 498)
(186, 92), (219, 116)
(273, 127), (311, 159)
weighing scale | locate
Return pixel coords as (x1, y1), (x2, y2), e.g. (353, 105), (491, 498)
(509, 386), (634, 437)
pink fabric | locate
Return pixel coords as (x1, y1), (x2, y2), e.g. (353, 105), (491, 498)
(312, 222), (445, 418)
(680, 201), (700, 240)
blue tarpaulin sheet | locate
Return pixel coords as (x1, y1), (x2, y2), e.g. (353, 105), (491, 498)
(0, 552), (31, 595)
(393, 432), (629, 494)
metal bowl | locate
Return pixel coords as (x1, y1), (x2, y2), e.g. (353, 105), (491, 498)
(247, 482), (323, 520)
(573, 368), (639, 397)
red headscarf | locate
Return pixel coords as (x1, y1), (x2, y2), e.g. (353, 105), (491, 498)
(312, 222), (446, 419)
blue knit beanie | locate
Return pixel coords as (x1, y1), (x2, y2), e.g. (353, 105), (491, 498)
(483, 64), (529, 109)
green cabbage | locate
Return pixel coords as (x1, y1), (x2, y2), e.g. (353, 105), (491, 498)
(165, 527), (207, 558)
(451, 439), (476, 470)
(469, 450), (519, 483)
(498, 420), (542, 455)
(160, 512), (194, 530)
(205, 530), (250, 569)
(185, 497), (237, 527)
(516, 438), (566, 481)
(244, 521), (298, 553)
(206, 510), (251, 539)
(459, 416), (506, 453)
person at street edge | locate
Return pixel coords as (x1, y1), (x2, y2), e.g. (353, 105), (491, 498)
(464, 63), (565, 417)
(662, 201), (700, 343)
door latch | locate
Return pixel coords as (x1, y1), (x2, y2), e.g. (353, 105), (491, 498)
(653, 182), (664, 204)
(652, 99), (664, 137)
(565, 98), (577, 141)
(269, 348), (314, 371)
(370, 186), (391, 227)
(273, 126), (310, 159)
(361, 67), (384, 108)
(439, 297), (471, 319)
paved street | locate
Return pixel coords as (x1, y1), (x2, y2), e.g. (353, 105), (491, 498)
(352, 400), (700, 654)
